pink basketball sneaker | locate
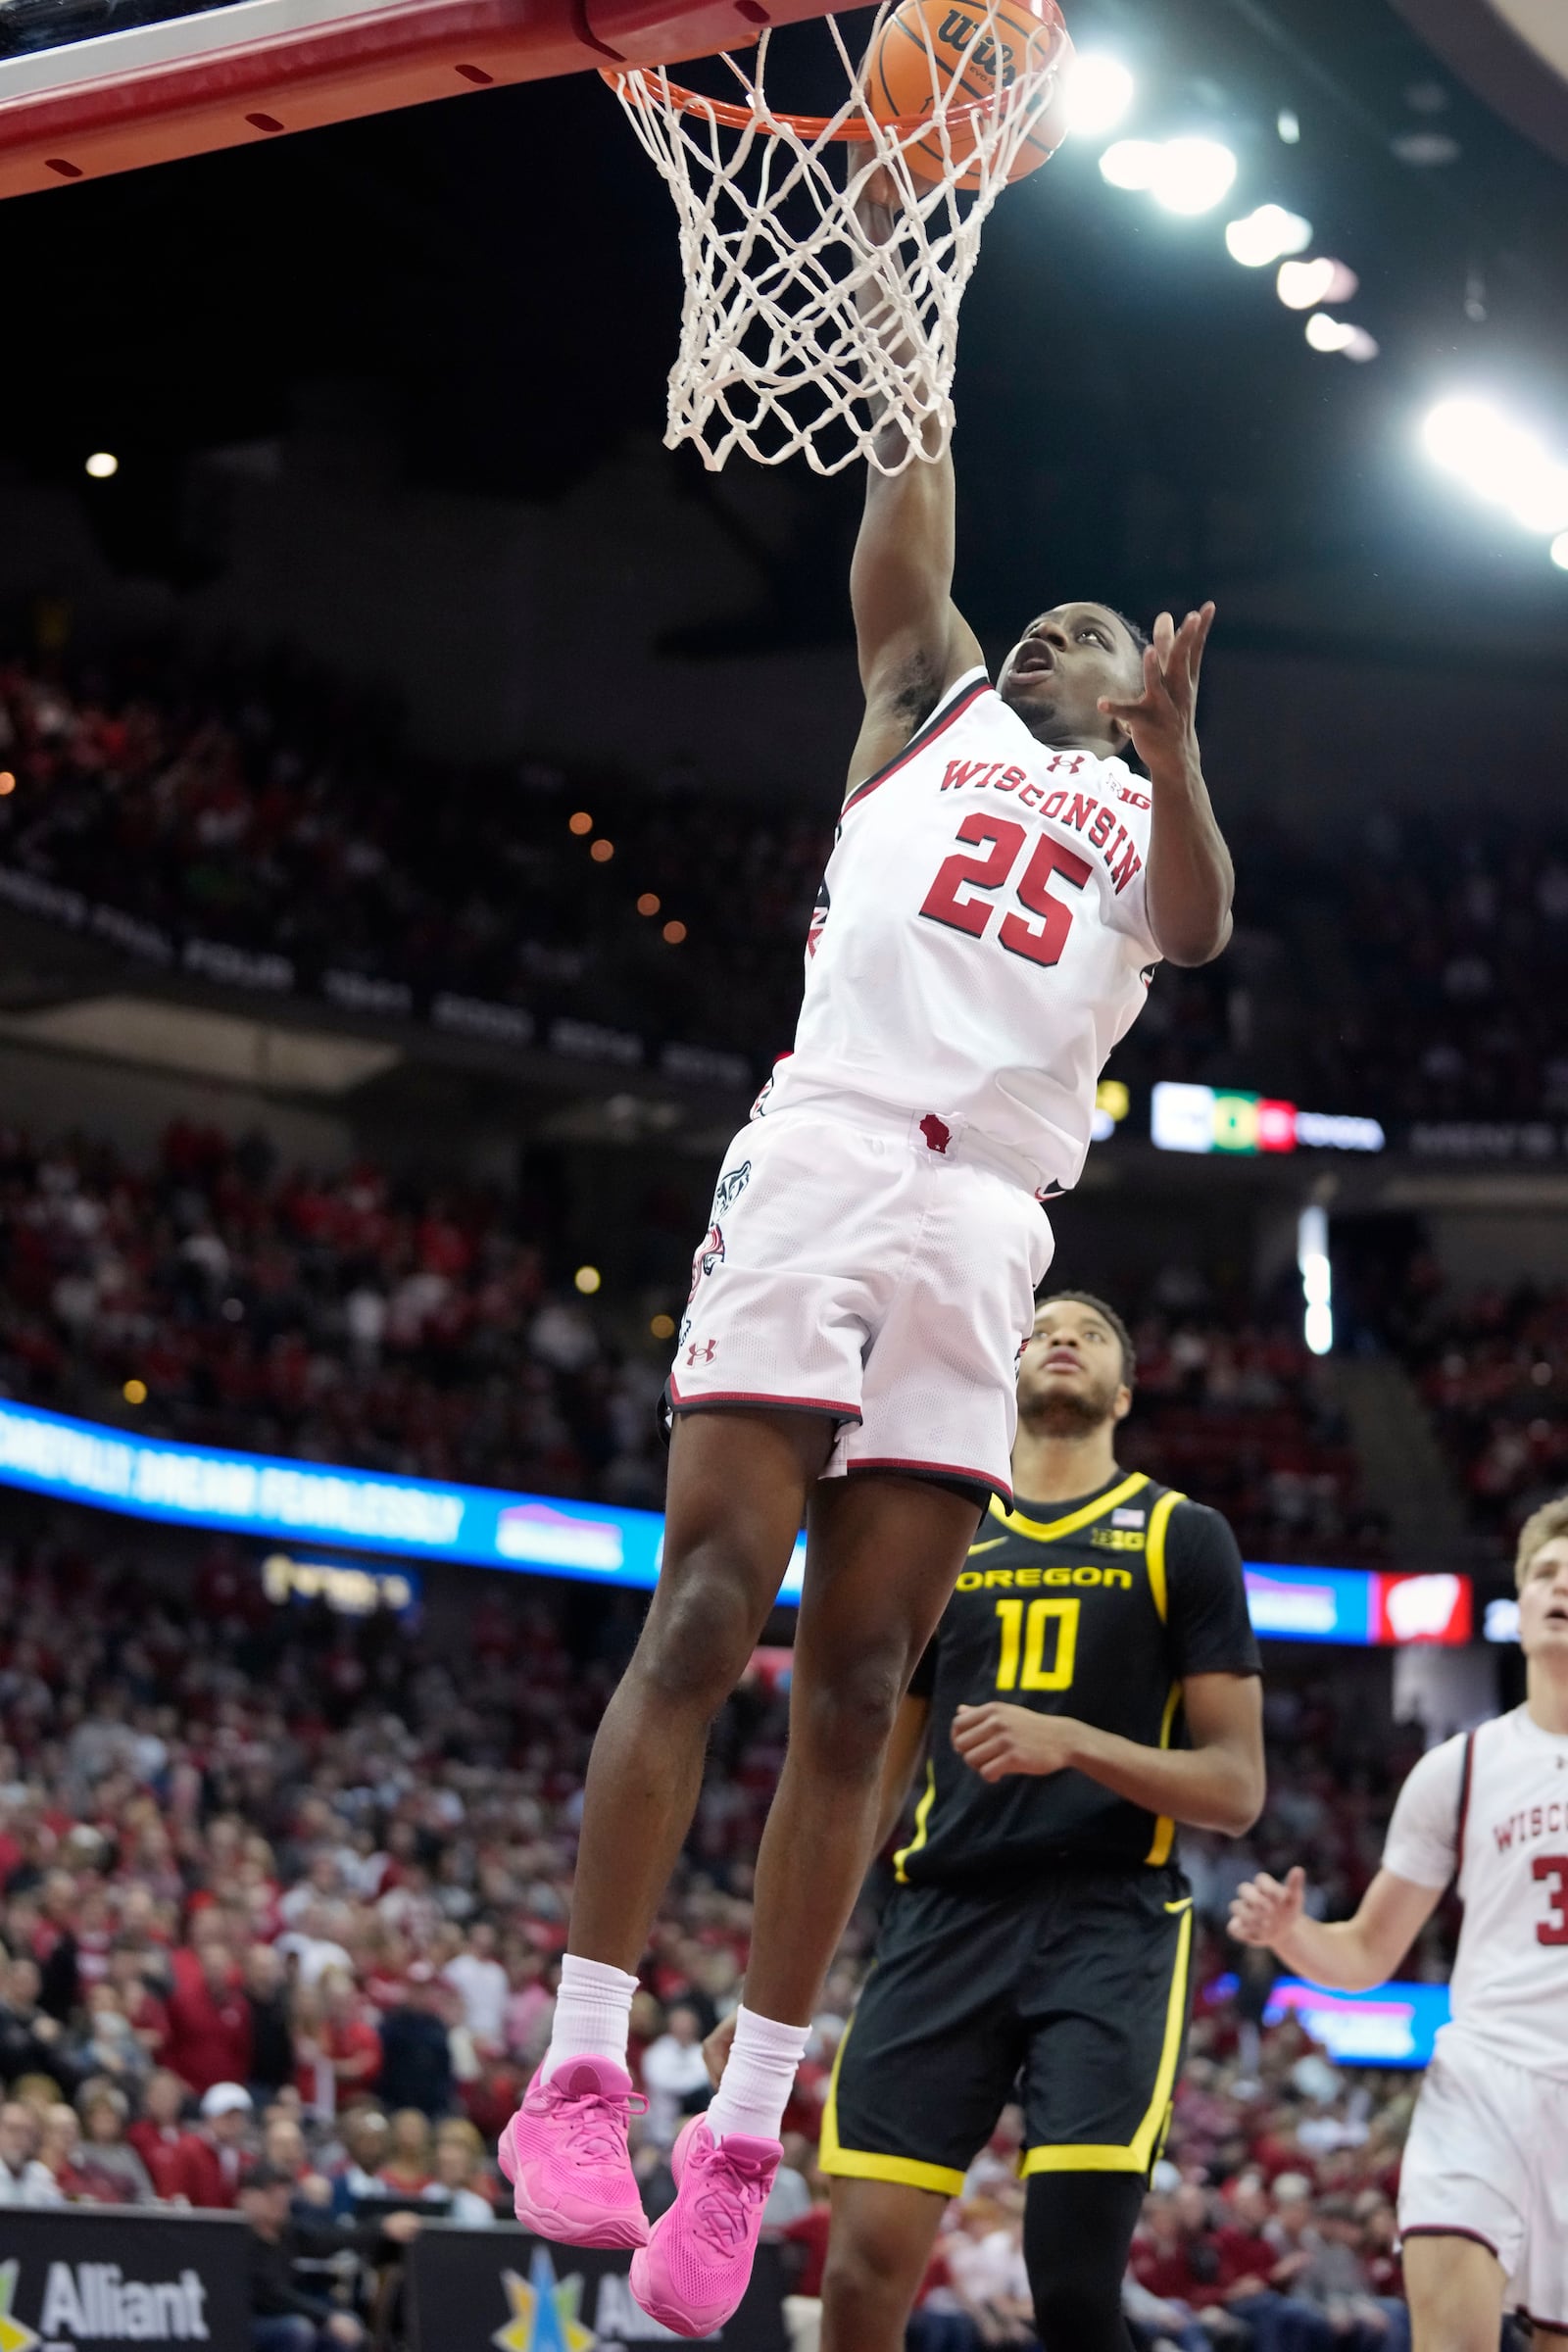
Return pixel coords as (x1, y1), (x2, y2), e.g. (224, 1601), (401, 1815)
(498, 2057), (649, 2249)
(628, 2115), (781, 2337)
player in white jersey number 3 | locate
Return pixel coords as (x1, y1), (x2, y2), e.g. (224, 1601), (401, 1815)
(500, 196), (1236, 2340)
(1232, 1499), (1568, 2352)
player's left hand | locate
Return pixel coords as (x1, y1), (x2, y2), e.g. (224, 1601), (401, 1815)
(951, 1702), (1082, 1782)
(1097, 603), (1215, 776)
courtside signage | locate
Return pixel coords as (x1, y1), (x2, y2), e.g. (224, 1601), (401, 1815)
(0, 1395), (805, 1596)
(1262, 1978), (1450, 2069)
(0, 1398), (1464, 1636)
(1243, 1565), (1471, 1646)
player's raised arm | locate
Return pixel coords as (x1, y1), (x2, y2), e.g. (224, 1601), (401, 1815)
(1098, 604), (1234, 966)
(1228, 1864), (1443, 1993)
(846, 158), (985, 794)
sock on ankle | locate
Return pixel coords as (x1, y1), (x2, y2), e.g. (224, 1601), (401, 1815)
(544, 1953), (639, 2078)
(705, 2004), (809, 2144)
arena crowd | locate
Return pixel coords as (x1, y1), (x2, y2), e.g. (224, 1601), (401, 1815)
(0, 1120), (1387, 1565)
(0, 1519), (1452, 2347)
(5, 638), (1568, 1124)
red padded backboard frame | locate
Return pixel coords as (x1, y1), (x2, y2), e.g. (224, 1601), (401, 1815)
(0, 0), (849, 198)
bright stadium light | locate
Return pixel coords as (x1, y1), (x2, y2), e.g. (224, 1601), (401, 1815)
(1099, 139), (1157, 190)
(1303, 316), (1378, 361)
(1553, 531), (1568, 571)
(1225, 204), (1312, 267)
(1064, 53), (1134, 137)
(1298, 1204), (1333, 1357)
(1423, 397), (1568, 539)
(84, 451), (119, 479)
(1150, 137), (1237, 215)
(1511, 464), (1568, 536)
(1277, 257), (1358, 310)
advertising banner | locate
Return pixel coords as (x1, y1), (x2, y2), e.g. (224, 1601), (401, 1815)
(408, 2228), (790, 2352)
(0, 1399), (1472, 1643)
(0, 2211), (248, 2350)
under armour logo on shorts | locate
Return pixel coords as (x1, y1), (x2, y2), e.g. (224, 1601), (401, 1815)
(686, 1339), (718, 1366)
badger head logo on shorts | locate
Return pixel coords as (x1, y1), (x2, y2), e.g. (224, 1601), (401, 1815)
(713, 1160), (752, 1213)
(687, 1222), (725, 1303)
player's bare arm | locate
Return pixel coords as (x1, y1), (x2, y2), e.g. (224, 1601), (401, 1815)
(1227, 1861), (1442, 1990)
(1099, 603), (1234, 966)
(845, 157), (986, 794)
(950, 1669), (1263, 1837)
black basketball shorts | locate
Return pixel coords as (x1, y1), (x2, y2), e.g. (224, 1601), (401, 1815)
(821, 1862), (1195, 2196)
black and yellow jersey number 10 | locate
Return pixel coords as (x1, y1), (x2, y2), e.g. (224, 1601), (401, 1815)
(994, 1596), (1080, 1693)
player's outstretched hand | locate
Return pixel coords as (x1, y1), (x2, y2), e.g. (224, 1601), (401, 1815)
(1228, 1865), (1307, 1950)
(703, 2009), (737, 2089)
(1098, 602), (1215, 776)
(951, 1701), (1081, 1781)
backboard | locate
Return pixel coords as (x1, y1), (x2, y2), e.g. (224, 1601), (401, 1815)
(0, 0), (853, 198)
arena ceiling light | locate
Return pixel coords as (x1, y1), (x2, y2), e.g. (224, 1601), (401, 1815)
(1100, 135), (1237, 214)
(1298, 1204), (1333, 1358)
(1277, 257), (1359, 310)
(1423, 395), (1568, 540)
(1224, 204), (1312, 267)
(1553, 532), (1568, 571)
(83, 451), (118, 478)
(1151, 136), (1237, 215)
(1063, 53), (1134, 138)
(1099, 137), (1157, 190)
(1304, 315), (1380, 363)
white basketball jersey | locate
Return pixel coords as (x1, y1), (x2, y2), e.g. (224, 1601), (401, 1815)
(764, 669), (1159, 1194)
(1382, 1706), (1568, 2079)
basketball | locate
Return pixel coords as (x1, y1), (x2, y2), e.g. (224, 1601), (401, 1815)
(865, 0), (1073, 190)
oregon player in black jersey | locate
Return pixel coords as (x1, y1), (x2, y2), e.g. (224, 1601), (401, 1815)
(808, 1291), (1262, 2352)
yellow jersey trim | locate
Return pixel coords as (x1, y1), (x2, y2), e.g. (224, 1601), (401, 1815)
(1143, 1487), (1183, 1625)
(893, 1760), (937, 1886)
(1020, 1899), (1194, 2176)
(1142, 1680), (1184, 1867)
(817, 2007), (968, 2196)
(988, 1473), (1150, 1547)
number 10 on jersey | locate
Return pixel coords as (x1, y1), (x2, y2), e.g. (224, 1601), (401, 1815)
(995, 1597), (1080, 1692)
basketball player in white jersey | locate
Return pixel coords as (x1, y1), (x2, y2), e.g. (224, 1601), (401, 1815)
(500, 176), (1235, 2334)
(1230, 1498), (1568, 2352)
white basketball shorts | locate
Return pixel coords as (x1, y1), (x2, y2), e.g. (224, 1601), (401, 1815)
(1399, 2030), (1568, 2329)
(668, 1097), (1054, 1506)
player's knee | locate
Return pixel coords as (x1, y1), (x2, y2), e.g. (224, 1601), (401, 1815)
(632, 1549), (763, 1715)
(820, 2231), (916, 2328)
(798, 1646), (906, 1778)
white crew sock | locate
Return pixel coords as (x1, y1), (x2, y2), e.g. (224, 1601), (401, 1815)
(544, 1954), (639, 2079)
(705, 2004), (810, 2144)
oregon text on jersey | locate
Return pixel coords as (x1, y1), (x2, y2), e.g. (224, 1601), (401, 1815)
(897, 1472), (1258, 1886)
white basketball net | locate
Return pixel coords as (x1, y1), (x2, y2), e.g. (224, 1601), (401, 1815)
(605, 5), (1068, 474)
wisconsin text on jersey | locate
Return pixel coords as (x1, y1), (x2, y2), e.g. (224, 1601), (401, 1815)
(772, 668), (1160, 1200)
(934, 758), (1150, 897)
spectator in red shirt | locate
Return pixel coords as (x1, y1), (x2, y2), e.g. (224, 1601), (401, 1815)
(293, 1972), (380, 2119)
(1217, 2173), (1334, 2352)
(187, 2082), (255, 2209)
(128, 2068), (211, 2203)
(161, 1939), (252, 2096)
